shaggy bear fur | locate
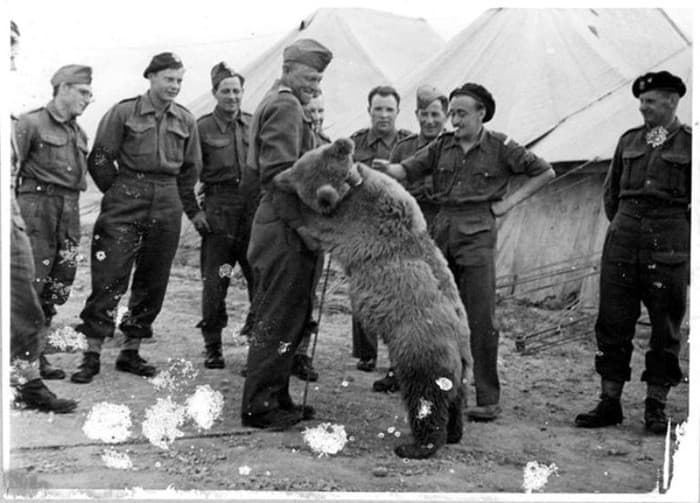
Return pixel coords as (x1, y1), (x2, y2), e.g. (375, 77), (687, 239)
(274, 137), (471, 459)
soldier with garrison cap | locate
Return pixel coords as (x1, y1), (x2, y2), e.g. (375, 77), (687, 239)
(71, 52), (202, 384)
(349, 85), (413, 374)
(372, 84), (449, 394)
(191, 62), (254, 370)
(376, 82), (555, 422)
(240, 38), (332, 430)
(14, 63), (93, 380)
(576, 71), (691, 434)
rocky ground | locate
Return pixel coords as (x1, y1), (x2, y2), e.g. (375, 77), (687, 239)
(6, 256), (691, 500)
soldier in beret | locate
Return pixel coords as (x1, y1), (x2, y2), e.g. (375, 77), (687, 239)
(372, 84), (449, 394)
(376, 82), (555, 421)
(240, 38), (332, 429)
(9, 20), (78, 413)
(13, 63), (93, 380)
(191, 62), (254, 370)
(71, 52), (202, 383)
(349, 85), (413, 374)
(576, 71), (690, 434)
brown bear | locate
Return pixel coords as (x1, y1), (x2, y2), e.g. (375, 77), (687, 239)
(274, 137), (471, 459)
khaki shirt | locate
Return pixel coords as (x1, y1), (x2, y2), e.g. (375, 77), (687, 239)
(13, 100), (88, 191)
(88, 91), (202, 218)
(197, 107), (251, 185)
(603, 118), (691, 220)
(349, 127), (412, 164)
(402, 128), (551, 207)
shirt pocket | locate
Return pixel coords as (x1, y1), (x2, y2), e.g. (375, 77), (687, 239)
(165, 123), (190, 165)
(620, 148), (646, 190)
(202, 136), (233, 167)
(76, 136), (89, 173)
(123, 120), (156, 157)
(433, 156), (455, 194)
(38, 130), (69, 167)
(470, 161), (505, 195)
(657, 151), (690, 198)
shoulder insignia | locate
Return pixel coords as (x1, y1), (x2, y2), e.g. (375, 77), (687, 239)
(197, 112), (213, 123)
(398, 128), (413, 138)
(621, 124), (645, 138)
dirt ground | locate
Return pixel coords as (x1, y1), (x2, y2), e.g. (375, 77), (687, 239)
(6, 251), (691, 499)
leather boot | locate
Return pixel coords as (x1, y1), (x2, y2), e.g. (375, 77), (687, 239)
(575, 396), (623, 428)
(70, 352), (101, 384)
(644, 398), (668, 435)
(17, 379), (77, 413)
(204, 343), (225, 369)
(373, 368), (399, 392)
(115, 350), (157, 377)
(39, 354), (65, 380)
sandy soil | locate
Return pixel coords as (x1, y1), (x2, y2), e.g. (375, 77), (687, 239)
(6, 253), (690, 499)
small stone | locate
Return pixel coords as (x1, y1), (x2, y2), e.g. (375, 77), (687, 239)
(372, 466), (389, 477)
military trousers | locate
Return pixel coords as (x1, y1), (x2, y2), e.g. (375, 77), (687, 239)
(197, 186), (254, 345)
(595, 199), (689, 387)
(16, 179), (81, 321)
(434, 204), (500, 407)
(241, 192), (318, 417)
(10, 210), (44, 364)
(78, 173), (183, 340)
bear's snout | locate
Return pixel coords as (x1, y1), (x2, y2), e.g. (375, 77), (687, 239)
(316, 184), (340, 214)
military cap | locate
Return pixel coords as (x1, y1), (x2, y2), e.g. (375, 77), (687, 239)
(283, 38), (333, 72)
(50, 64), (92, 87)
(143, 52), (183, 78)
(449, 82), (495, 123)
(416, 84), (446, 110)
(210, 61), (244, 90)
(632, 71), (686, 98)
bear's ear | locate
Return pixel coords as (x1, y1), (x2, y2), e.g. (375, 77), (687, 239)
(316, 184), (340, 214)
(327, 138), (354, 158)
(273, 168), (297, 193)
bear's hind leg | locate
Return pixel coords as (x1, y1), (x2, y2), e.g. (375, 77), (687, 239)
(446, 387), (464, 444)
(394, 382), (449, 459)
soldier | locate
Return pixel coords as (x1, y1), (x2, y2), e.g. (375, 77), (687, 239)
(289, 90), (331, 383)
(373, 84), (448, 393)
(9, 20), (77, 412)
(13, 64), (93, 380)
(241, 39), (332, 429)
(71, 52), (202, 383)
(575, 71), (690, 434)
(192, 62), (253, 369)
(349, 85), (412, 373)
(376, 82), (555, 421)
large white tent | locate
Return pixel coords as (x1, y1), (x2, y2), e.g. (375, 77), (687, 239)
(399, 8), (692, 306)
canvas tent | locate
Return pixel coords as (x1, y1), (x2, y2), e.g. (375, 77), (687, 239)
(178, 7), (445, 259)
(399, 8), (692, 307)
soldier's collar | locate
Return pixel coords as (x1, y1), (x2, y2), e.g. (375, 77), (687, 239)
(367, 127), (396, 147)
(213, 106), (239, 132)
(46, 100), (71, 124)
(141, 91), (174, 116)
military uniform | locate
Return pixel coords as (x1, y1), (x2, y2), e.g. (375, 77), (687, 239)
(402, 128), (551, 407)
(196, 107), (254, 349)
(596, 118), (690, 388)
(241, 81), (321, 419)
(13, 101), (88, 322)
(348, 126), (412, 366)
(78, 91), (201, 342)
(390, 132), (439, 232)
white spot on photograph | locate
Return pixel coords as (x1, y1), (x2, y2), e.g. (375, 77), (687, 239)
(142, 397), (187, 450)
(83, 402), (132, 443)
(101, 449), (133, 470)
(522, 461), (558, 493)
(302, 423), (348, 456)
(185, 385), (224, 430)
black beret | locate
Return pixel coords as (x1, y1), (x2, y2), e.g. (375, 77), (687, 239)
(210, 61), (244, 90)
(632, 71), (686, 98)
(283, 38), (333, 72)
(143, 52), (183, 78)
(449, 83), (495, 123)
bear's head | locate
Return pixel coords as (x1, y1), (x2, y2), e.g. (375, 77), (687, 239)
(274, 138), (363, 215)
